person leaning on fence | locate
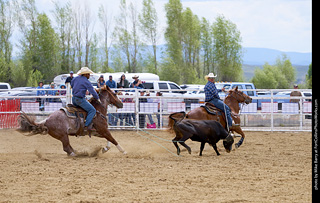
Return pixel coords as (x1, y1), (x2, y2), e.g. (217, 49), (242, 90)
(71, 67), (99, 135)
(131, 75), (144, 89)
(155, 92), (163, 128)
(290, 84), (302, 109)
(47, 82), (59, 102)
(117, 74), (129, 89)
(138, 90), (147, 128)
(36, 81), (46, 110)
(97, 75), (106, 88)
(59, 84), (66, 95)
(145, 91), (156, 128)
(204, 73), (237, 132)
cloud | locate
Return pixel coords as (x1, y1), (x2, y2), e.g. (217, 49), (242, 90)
(31, 0), (312, 53)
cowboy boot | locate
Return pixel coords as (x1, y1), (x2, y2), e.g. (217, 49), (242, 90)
(84, 123), (94, 138)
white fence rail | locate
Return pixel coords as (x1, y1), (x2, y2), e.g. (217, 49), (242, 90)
(0, 87), (312, 132)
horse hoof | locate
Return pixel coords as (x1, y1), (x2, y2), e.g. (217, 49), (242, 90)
(235, 143), (239, 149)
(123, 151), (127, 155)
(69, 152), (76, 157)
(102, 147), (110, 153)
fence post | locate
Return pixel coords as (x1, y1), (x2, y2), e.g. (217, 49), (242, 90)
(135, 89), (139, 130)
(299, 97), (303, 130)
(271, 90), (274, 132)
(66, 83), (72, 105)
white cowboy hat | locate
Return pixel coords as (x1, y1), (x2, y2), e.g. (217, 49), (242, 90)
(132, 75), (139, 79)
(77, 67), (94, 75)
(205, 73), (217, 80)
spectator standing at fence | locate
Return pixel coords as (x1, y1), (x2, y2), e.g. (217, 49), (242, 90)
(65, 71), (74, 84)
(106, 75), (117, 125)
(290, 84), (302, 110)
(106, 75), (116, 89)
(36, 81), (46, 110)
(124, 93), (135, 126)
(139, 91), (147, 128)
(47, 82), (59, 102)
(59, 84), (66, 95)
(131, 75), (144, 89)
(145, 91), (156, 128)
(117, 74), (129, 89)
(155, 92), (163, 128)
(290, 84), (302, 103)
(97, 75), (106, 88)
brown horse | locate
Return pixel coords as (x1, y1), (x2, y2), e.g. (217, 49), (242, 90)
(169, 86), (252, 148)
(18, 85), (127, 156)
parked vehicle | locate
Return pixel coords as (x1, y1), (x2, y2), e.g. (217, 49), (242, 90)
(0, 82), (11, 91)
(54, 72), (160, 87)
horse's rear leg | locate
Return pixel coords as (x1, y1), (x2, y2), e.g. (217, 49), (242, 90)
(99, 130), (127, 154)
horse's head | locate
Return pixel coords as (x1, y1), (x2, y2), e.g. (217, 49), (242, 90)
(228, 86), (252, 104)
(97, 85), (123, 109)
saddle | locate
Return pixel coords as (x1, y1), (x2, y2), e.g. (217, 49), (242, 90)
(201, 103), (223, 116)
(201, 102), (239, 118)
(60, 104), (95, 136)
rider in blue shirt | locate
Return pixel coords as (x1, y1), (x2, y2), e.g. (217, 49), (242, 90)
(71, 67), (99, 134)
(204, 73), (234, 131)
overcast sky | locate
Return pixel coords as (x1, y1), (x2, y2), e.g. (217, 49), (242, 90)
(30, 0), (312, 53)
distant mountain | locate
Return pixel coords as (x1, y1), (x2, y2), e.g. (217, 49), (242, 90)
(242, 47), (312, 66)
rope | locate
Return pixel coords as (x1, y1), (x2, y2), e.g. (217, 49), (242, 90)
(107, 111), (180, 157)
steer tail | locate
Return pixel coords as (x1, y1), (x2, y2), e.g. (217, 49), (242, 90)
(168, 111), (186, 132)
(17, 112), (48, 135)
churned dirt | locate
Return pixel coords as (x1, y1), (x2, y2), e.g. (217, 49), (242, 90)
(0, 129), (312, 202)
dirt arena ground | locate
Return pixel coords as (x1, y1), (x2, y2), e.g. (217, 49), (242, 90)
(0, 129), (311, 202)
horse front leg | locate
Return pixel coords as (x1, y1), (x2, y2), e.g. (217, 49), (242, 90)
(100, 129), (127, 154)
(60, 134), (75, 156)
(234, 126), (245, 148)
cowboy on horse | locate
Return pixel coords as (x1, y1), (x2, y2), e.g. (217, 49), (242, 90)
(204, 73), (238, 132)
(71, 67), (99, 135)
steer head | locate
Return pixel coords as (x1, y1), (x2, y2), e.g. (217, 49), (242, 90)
(223, 134), (234, 153)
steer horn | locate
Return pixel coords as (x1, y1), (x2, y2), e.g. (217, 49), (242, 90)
(223, 133), (234, 142)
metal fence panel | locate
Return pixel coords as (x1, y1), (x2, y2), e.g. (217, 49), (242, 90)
(0, 87), (312, 132)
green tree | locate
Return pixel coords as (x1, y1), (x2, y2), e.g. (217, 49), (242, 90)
(212, 15), (243, 81)
(306, 63), (312, 88)
(36, 13), (61, 82)
(251, 56), (296, 89)
(139, 0), (159, 74)
(164, 0), (183, 83)
(0, 0), (14, 84)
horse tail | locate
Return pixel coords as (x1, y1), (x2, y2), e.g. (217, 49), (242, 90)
(168, 111), (186, 133)
(17, 112), (48, 135)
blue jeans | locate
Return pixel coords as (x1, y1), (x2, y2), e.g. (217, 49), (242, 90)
(72, 97), (96, 127)
(208, 98), (232, 127)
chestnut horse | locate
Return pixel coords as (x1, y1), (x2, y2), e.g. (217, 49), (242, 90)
(18, 85), (127, 156)
(169, 86), (252, 148)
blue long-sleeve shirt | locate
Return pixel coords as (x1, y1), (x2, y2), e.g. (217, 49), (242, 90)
(36, 86), (46, 96)
(106, 80), (116, 88)
(204, 81), (220, 101)
(71, 75), (99, 100)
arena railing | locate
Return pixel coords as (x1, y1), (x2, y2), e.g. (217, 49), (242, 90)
(0, 87), (312, 132)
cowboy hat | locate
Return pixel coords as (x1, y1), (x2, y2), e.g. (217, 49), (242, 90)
(205, 73), (217, 80)
(77, 67), (94, 75)
(132, 75), (139, 79)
